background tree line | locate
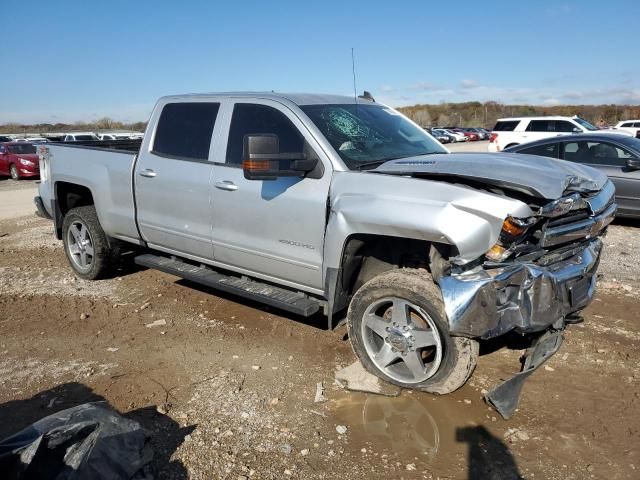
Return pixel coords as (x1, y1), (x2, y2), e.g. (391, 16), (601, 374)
(397, 101), (640, 128)
(2, 102), (640, 134)
(0, 117), (147, 134)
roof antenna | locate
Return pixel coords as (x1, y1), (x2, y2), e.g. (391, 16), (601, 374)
(351, 47), (358, 108)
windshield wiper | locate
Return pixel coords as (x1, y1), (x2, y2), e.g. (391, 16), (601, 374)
(353, 152), (442, 171)
(353, 160), (389, 171)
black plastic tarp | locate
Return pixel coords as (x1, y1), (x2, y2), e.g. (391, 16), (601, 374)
(0, 402), (153, 480)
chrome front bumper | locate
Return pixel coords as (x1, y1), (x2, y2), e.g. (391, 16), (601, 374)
(439, 238), (603, 339)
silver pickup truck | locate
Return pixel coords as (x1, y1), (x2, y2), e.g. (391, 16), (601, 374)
(35, 93), (616, 417)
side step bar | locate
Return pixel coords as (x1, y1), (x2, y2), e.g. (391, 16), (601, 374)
(134, 254), (320, 317)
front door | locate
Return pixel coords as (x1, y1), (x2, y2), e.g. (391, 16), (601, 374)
(562, 139), (640, 215)
(135, 101), (221, 259)
(211, 101), (332, 291)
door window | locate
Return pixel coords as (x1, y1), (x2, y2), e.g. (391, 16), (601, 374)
(563, 141), (632, 166)
(152, 102), (220, 161)
(519, 143), (559, 158)
(554, 121), (577, 132)
(525, 120), (554, 132)
(226, 103), (304, 166)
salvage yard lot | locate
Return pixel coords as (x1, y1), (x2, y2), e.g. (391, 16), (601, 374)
(0, 178), (638, 479)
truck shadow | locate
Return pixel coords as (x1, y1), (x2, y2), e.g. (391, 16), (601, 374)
(0, 382), (194, 479)
(175, 278), (329, 330)
(456, 425), (524, 480)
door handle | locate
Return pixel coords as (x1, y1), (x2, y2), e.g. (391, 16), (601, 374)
(215, 180), (238, 191)
(139, 169), (156, 178)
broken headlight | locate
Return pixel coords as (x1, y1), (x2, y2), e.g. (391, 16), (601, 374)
(485, 216), (537, 262)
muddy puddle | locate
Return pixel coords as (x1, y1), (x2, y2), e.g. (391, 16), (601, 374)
(330, 386), (508, 474)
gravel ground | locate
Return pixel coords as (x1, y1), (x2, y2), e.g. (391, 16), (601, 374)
(0, 179), (638, 479)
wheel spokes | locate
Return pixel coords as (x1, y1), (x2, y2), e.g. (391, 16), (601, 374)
(69, 243), (81, 255)
(391, 298), (410, 327)
(374, 343), (400, 368)
(412, 328), (437, 348)
(402, 351), (426, 379)
(365, 313), (390, 337)
(84, 243), (94, 257)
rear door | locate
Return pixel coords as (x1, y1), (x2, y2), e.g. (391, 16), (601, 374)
(561, 139), (640, 214)
(210, 100), (332, 291)
(135, 101), (221, 259)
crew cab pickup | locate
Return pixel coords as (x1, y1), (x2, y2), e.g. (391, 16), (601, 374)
(36, 93), (616, 418)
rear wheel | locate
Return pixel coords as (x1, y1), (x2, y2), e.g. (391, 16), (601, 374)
(9, 164), (19, 180)
(348, 269), (479, 394)
(62, 205), (117, 280)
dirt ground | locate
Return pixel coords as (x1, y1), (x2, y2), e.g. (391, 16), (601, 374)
(0, 180), (638, 479)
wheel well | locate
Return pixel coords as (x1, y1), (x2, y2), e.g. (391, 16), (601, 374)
(332, 234), (455, 315)
(56, 182), (94, 217)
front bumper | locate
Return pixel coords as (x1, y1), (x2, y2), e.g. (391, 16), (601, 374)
(439, 238), (602, 339)
(34, 196), (52, 220)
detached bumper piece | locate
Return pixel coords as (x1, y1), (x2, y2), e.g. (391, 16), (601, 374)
(439, 238), (602, 339)
(486, 328), (564, 419)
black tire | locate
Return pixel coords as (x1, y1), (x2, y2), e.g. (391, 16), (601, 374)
(62, 205), (117, 280)
(347, 268), (479, 394)
(9, 164), (19, 180)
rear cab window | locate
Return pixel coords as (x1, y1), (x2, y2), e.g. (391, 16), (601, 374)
(153, 102), (220, 161)
(493, 120), (519, 131)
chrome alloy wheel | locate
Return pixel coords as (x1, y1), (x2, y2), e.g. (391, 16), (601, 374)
(361, 297), (443, 383)
(67, 220), (94, 273)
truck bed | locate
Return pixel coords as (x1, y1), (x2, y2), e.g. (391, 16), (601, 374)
(39, 142), (141, 244)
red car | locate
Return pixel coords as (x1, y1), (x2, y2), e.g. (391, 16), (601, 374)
(0, 142), (40, 179)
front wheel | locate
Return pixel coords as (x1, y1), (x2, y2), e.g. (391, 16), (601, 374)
(62, 205), (117, 280)
(347, 269), (479, 394)
(10, 164), (19, 180)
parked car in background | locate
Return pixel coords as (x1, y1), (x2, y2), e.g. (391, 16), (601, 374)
(22, 137), (50, 144)
(466, 128), (488, 140)
(614, 120), (640, 137)
(442, 129), (467, 142)
(488, 116), (631, 152)
(504, 133), (640, 217)
(98, 134), (117, 140)
(454, 128), (479, 141)
(63, 132), (100, 141)
(431, 128), (453, 143)
(0, 135), (13, 142)
(0, 142), (40, 179)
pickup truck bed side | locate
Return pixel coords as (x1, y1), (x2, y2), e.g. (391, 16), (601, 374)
(42, 144), (140, 243)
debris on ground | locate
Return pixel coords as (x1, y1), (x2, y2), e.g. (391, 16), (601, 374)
(314, 382), (327, 403)
(335, 361), (401, 396)
(0, 402), (152, 479)
(145, 319), (167, 328)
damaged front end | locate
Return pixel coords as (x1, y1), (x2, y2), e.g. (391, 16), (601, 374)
(437, 181), (616, 418)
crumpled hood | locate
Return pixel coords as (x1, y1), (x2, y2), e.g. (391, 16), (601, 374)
(373, 152), (609, 199)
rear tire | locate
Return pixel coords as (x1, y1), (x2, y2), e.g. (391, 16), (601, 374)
(347, 269), (479, 394)
(10, 164), (19, 180)
(62, 205), (117, 280)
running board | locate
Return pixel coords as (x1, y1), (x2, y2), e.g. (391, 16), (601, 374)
(134, 254), (320, 317)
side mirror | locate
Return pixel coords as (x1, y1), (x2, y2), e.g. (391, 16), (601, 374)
(626, 158), (640, 170)
(242, 134), (317, 181)
(572, 127), (582, 134)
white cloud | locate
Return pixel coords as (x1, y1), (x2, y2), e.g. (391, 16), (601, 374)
(460, 79), (479, 89)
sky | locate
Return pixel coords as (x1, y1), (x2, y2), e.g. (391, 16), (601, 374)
(1, 0), (638, 124)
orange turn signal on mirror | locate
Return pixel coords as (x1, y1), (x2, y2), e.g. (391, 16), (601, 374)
(242, 159), (271, 171)
(501, 217), (527, 237)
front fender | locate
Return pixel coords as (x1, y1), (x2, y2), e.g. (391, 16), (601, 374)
(323, 171), (533, 270)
